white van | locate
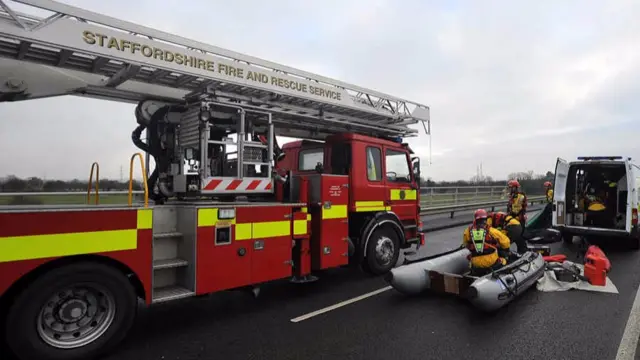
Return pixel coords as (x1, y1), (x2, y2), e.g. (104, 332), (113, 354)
(552, 156), (640, 249)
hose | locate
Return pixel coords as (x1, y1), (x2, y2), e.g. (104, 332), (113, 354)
(131, 104), (178, 202)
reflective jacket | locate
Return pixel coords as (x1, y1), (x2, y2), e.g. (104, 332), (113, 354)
(462, 225), (511, 268)
(546, 189), (553, 203)
(507, 192), (527, 217)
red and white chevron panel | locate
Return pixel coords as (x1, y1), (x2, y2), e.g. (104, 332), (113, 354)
(201, 177), (273, 193)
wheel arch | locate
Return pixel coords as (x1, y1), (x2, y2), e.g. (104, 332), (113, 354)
(360, 211), (405, 258)
(0, 255), (146, 314)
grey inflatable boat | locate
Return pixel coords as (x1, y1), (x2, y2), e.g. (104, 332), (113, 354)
(385, 248), (545, 312)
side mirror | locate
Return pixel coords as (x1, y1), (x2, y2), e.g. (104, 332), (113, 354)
(386, 171), (398, 182)
(411, 156), (421, 183)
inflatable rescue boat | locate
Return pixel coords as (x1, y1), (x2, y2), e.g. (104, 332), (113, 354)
(385, 248), (545, 312)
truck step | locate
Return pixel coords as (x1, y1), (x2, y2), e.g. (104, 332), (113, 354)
(153, 258), (189, 270)
(152, 286), (195, 304)
(154, 232), (183, 239)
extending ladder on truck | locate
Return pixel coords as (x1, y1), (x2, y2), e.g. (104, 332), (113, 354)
(0, 0), (430, 141)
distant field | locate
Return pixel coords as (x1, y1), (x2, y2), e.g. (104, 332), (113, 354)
(0, 193), (134, 206)
(0, 192), (541, 207)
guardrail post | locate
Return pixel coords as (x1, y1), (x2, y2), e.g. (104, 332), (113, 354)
(450, 211), (454, 219)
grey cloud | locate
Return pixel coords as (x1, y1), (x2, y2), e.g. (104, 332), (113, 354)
(1, 0), (640, 181)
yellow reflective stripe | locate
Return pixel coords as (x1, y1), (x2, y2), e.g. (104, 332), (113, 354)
(236, 223), (252, 240)
(302, 207), (308, 213)
(197, 208), (237, 227)
(356, 201), (383, 207)
(137, 209), (153, 230)
(354, 201), (390, 212)
(390, 189), (417, 201)
(294, 220), (307, 235)
(253, 220), (290, 239)
(354, 206), (390, 212)
(0, 229), (137, 263)
(322, 204), (348, 219)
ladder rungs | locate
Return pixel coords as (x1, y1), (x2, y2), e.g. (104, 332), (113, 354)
(153, 258), (188, 270)
(152, 286), (195, 304)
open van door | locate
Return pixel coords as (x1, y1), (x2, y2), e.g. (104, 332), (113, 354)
(552, 158), (570, 226)
(625, 159), (637, 233)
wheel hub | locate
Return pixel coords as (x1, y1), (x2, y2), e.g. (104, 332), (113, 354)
(57, 299), (88, 323)
(375, 236), (395, 266)
(37, 285), (116, 349)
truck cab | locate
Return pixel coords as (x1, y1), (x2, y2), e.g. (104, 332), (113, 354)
(275, 133), (423, 274)
(552, 156), (639, 249)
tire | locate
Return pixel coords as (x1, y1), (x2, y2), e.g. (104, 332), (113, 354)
(562, 232), (574, 244)
(364, 227), (401, 275)
(4, 262), (137, 360)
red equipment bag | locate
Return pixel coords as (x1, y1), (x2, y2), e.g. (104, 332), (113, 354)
(585, 245), (611, 273)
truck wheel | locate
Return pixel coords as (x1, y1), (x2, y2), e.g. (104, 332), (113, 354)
(4, 262), (137, 360)
(365, 227), (400, 275)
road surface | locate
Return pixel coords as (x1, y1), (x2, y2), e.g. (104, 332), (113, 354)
(3, 208), (639, 360)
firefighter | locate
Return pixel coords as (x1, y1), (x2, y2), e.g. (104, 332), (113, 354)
(488, 211), (527, 254)
(462, 209), (511, 276)
(506, 179), (527, 223)
(544, 181), (553, 203)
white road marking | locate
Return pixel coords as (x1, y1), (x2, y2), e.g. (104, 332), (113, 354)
(290, 286), (392, 323)
(616, 282), (640, 360)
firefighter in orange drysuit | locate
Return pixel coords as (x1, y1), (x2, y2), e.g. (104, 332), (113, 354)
(488, 211), (527, 254)
(544, 181), (553, 203)
(506, 180), (527, 224)
(462, 209), (511, 276)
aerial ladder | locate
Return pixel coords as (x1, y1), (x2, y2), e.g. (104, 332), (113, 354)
(0, 0), (431, 203)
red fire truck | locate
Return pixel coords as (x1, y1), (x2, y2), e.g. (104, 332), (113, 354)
(0, 1), (431, 359)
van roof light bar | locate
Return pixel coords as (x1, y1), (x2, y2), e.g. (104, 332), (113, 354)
(577, 156), (623, 161)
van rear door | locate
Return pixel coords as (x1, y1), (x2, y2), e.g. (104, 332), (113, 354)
(623, 158), (635, 233)
(630, 163), (640, 232)
(552, 158), (570, 226)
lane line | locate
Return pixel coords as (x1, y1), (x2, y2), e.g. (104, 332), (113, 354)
(616, 282), (640, 360)
(290, 286), (392, 323)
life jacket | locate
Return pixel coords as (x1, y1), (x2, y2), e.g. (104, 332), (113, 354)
(466, 225), (499, 256)
(508, 192), (527, 215)
(546, 189), (553, 203)
(490, 212), (518, 231)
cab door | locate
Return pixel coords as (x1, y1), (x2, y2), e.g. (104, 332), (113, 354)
(384, 147), (417, 222)
(552, 158), (570, 226)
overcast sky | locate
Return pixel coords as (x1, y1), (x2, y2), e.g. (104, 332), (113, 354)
(1, 0), (639, 182)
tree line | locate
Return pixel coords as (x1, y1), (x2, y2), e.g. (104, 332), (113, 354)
(2, 169), (554, 195)
(419, 170), (554, 195)
(0, 176), (145, 193)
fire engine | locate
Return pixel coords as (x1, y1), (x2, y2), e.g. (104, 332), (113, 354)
(0, 1), (431, 359)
